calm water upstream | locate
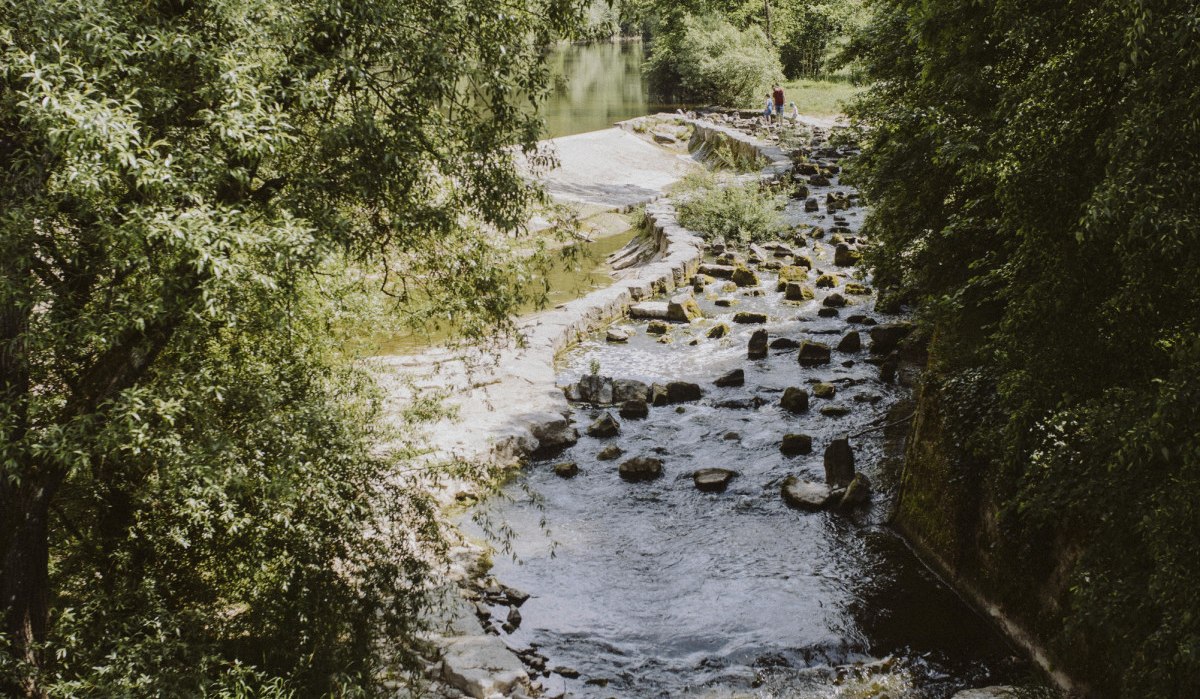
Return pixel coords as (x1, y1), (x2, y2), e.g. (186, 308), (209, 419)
(466, 132), (1050, 696)
(542, 41), (686, 139)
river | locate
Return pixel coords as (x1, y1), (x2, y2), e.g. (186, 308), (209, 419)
(463, 126), (1049, 697)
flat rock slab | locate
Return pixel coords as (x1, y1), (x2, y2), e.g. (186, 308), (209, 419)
(630, 302), (671, 320)
(693, 468), (736, 492)
(781, 476), (834, 510)
(441, 635), (529, 699)
(952, 688), (1019, 699)
(530, 127), (694, 208)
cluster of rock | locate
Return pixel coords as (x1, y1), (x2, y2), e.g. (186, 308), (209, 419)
(779, 435), (872, 511)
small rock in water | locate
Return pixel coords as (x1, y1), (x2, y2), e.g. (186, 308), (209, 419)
(606, 327), (631, 343)
(597, 444), (623, 461)
(781, 476), (834, 511)
(667, 292), (704, 322)
(770, 337), (800, 349)
(822, 292), (847, 308)
(707, 322), (730, 338)
(723, 431), (740, 440)
(553, 462), (578, 478)
(731, 266), (760, 287)
(586, 412), (620, 438)
(780, 387), (810, 413)
(618, 457), (663, 482)
(839, 473), (872, 508)
(619, 399), (649, 419)
(780, 433), (814, 455)
(844, 282), (871, 296)
(784, 282), (814, 301)
(714, 368), (745, 387)
(506, 606), (522, 630)
(820, 404), (851, 417)
(824, 435), (856, 487)
(666, 381), (702, 403)
(612, 378), (650, 403)
(798, 341), (832, 365)
(502, 585), (530, 607)
(817, 307), (840, 318)
(837, 331), (862, 353)
(869, 322), (914, 354)
(812, 382), (836, 399)
(951, 688), (1020, 699)
(733, 311), (768, 324)
(714, 297), (737, 307)
(646, 320), (670, 335)
(693, 468), (737, 493)
(815, 273), (839, 288)
(553, 666), (581, 679)
(846, 313), (873, 324)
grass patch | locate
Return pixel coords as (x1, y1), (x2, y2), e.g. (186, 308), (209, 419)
(778, 78), (863, 117)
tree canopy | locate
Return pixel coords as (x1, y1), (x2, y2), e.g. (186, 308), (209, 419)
(0, 0), (585, 695)
(848, 0), (1200, 694)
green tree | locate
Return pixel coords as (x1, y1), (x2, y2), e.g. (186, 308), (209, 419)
(848, 0), (1200, 694)
(646, 13), (782, 104)
(0, 0), (584, 695)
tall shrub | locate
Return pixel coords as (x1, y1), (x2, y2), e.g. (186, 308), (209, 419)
(647, 14), (783, 105)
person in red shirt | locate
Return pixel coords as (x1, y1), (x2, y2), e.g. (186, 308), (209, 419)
(772, 84), (785, 124)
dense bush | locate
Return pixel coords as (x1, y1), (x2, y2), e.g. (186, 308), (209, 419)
(647, 14), (783, 105)
(674, 172), (786, 244)
(848, 0), (1200, 695)
(0, 0), (583, 695)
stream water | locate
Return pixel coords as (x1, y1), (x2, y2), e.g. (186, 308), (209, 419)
(466, 134), (1048, 697)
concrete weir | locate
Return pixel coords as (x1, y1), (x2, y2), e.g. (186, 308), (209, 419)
(374, 117), (790, 698)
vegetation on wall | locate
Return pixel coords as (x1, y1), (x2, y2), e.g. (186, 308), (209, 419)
(0, 0), (584, 695)
(847, 0), (1200, 695)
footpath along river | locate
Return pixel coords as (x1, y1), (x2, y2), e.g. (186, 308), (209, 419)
(461, 124), (1051, 698)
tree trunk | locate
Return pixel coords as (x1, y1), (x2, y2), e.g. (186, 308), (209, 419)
(764, 0), (773, 45)
(1, 483), (51, 699)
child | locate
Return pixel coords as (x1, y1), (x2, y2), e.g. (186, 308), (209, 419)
(762, 93), (774, 123)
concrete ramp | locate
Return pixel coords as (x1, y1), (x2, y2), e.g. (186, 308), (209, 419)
(534, 127), (694, 208)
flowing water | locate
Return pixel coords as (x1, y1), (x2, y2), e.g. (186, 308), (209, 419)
(466, 140), (1048, 697)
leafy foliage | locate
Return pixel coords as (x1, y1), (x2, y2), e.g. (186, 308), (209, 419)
(646, 13), (783, 105)
(848, 0), (1200, 694)
(0, 0), (584, 695)
(674, 171), (786, 244)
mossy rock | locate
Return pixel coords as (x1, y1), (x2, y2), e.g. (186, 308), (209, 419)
(815, 274), (839, 288)
(707, 323), (730, 339)
(845, 282), (871, 296)
(731, 266), (760, 287)
(778, 265), (809, 284)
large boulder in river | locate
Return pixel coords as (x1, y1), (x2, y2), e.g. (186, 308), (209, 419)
(586, 412), (620, 438)
(612, 379), (649, 404)
(618, 457), (663, 482)
(797, 341), (832, 365)
(780, 433), (813, 456)
(781, 476), (834, 511)
(748, 329), (769, 360)
(666, 381), (702, 403)
(822, 292), (847, 308)
(780, 387), (809, 413)
(869, 322), (914, 354)
(713, 368), (745, 387)
(823, 435), (856, 487)
(667, 292), (703, 323)
(693, 468), (736, 493)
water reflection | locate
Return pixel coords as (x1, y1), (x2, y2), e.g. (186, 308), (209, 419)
(543, 41), (684, 138)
